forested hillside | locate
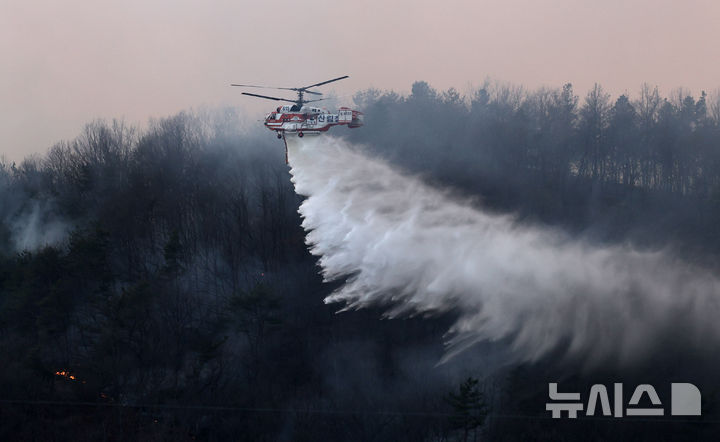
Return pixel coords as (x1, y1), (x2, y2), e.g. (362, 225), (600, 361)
(2, 81), (720, 440)
(350, 82), (720, 252)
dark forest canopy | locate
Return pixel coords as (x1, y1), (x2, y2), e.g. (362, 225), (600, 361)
(347, 81), (720, 254)
(2, 82), (720, 440)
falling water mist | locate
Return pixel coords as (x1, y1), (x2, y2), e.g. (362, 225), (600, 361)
(285, 135), (720, 367)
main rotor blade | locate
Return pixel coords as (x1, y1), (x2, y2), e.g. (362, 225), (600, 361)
(231, 83), (285, 89)
(277, 87), (322, 96)
(232, 84), (301, 93)
(241, 92), (297, 103)
(231, 83), (328, 95)
(301, 75), (349, 91)
(232, 84), (271, 88)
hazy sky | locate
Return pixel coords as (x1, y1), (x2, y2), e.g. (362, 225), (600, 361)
(2, 0), (720, 160)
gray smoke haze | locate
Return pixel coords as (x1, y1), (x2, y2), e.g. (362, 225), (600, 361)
(286, 135), (720, 367)
(9, 199), (68, 252)
(0, 167), (68, 253)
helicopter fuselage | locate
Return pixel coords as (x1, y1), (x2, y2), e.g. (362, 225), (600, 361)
(264, 105), (363, 136)
(231, 75), (362, 139)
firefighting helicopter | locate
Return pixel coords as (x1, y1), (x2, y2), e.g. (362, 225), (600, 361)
(231, 75), (364, 139)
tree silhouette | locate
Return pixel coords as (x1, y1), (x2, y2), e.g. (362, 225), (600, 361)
(446, 377), (489, 442)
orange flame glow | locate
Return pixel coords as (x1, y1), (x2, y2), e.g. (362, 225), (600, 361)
(54, 370), (77, 381)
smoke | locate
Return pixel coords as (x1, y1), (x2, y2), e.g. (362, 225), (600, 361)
(9, 199), (68, 252)
(0, 168), (69, 253)
(286, 135), (720, 367)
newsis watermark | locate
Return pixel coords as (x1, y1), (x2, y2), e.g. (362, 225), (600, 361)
(546, 383), (701, 418)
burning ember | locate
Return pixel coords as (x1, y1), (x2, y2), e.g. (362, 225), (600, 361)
(54, 370), (76, 380)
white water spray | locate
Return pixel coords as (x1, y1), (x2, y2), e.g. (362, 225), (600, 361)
(286, 135), (720, 366)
